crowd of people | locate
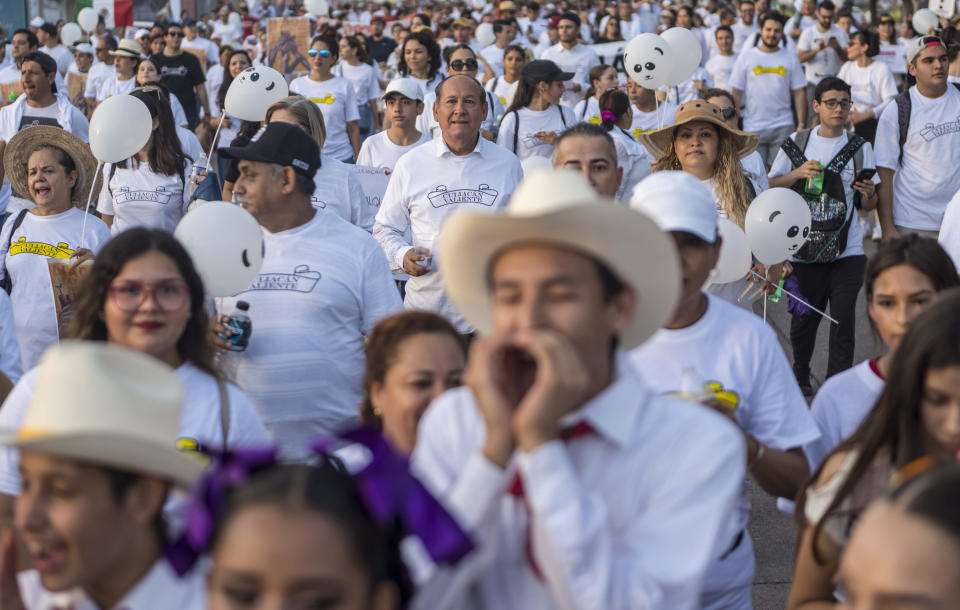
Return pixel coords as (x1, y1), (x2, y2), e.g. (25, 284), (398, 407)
(0, 0), (957, 608)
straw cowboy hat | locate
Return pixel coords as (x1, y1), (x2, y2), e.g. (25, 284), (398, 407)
(637, 100), (759, 161)
(111, 38), (143, 58)
(3, 126), (98, 206)
(438, 169), (681, 349)
(0, 342), (203, 487)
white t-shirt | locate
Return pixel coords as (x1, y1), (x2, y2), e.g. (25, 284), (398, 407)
(937, 188), (960, 269)
(741, 150), (770, 193)
(177, 125), (204, 163)
(573, 96), (602, 124)
(875, 85), (960, 231)
(497, 104), (576, 159)
(357, 129), (431, 171)
(630, 101), (678, 140)
(797, 24), (850, 85)
(768, 129), (879, 259)
(480, 44), (507, 76)
(485, 76), (519, 109)
(84, 61), (115, 99)
(95, 74), (136, 101)
(662, 66), (714, 104)
(206, 64), (225, 116)
(407, 73), (445, 100)
(0, 208), (112, 371)
(629, 294), (820, 598)
(540, 43), (602, 107)
(0, 361), (272, 496)
(97, 160), (193, 235)
(221, 211), (402, 460)
(289, 76), (360, 161)
(39, 44), (74, 75)
(876, 41), (907, 75)
(0, 291), (20, 385)
(705, 53), (737, 92)
(334, 61), (382, 103)
(610, 127), (652, 201)
(729, 46), (806, 132)
(730, 21), (759, 54)
(311, 155), (374, 232)
(836, 60), (899, 117)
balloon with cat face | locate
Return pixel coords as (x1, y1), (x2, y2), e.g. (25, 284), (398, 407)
(174, 202), (265, 297)
(224, 66), (289, 121)
(744, 188), (812, 265)
(624, 33), (674, 90)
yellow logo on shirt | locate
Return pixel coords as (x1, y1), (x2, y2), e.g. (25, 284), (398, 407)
(632, 126), (657, 138)
(753, 65), (788, 76)
(309, 94), (337, 104)
(588, 114), (602, 124)
(9, 238), (74, 258)
(176, 437), (212, 465)
(498, 95), (507, 105)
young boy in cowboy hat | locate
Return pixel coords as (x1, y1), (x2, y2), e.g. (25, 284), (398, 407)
(0, 342), (205, 609)
(410, 169), (746, 609)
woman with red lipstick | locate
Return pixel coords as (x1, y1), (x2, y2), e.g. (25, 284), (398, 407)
(789, 288), (960, 609)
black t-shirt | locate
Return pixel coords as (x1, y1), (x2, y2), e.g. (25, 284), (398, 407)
(368, 36), (397, 64)
(151, 52), (205, 126)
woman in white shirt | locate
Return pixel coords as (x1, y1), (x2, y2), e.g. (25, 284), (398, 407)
(804, 235), (959, 471)
(497, 59), (577, 160)
(574, 64), (619, 124)
(214, 50), (254, 154)
(97, 87), (193, 235)
(837, 30), (898, 143)
(96, 38), (139, 102)
(398, 29), (445, 96)
(484, 44), (526, 109)
(337, 35), (382, 139)
(876, 14), (907, 78)
(598, 88), (651, 201)
(290, 35), (361, 162)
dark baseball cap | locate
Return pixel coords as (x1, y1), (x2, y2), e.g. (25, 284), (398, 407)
(521, 59), (574, 85)
(219, 123), (321, 179)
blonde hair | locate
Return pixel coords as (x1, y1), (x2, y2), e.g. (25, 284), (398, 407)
(265, 95), (327, 149)
(652, 125), (753, 227)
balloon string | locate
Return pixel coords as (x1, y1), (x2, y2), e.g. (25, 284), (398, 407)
(79, 161), (103, 251)
(655, 93), (662, 130)
(206, 114), (227, 166)
(748, 270), (838, 325)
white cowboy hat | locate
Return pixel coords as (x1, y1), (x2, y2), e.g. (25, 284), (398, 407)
(438, 169), (681, 349)
(0, 342), (203, 487)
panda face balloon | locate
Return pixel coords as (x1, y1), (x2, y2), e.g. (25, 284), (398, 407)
(224, 66), (289, 121)
(624, 33), (674, 90)
(744, 188), (812, 265)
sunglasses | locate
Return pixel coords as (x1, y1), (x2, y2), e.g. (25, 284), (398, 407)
(167, 31), (184, 37)
(309, 48), (332, 58)
(449, 58), (478, 71)
(719, 107), (736, 119)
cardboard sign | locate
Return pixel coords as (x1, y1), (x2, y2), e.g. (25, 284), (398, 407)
(48, 260), (92, 339)
(0, 81), (22, 106)
(266, 17), (311, 78)
(66, 72), (88, 114)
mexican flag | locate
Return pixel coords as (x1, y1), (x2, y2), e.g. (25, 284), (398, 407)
(74, 0), (134, 29)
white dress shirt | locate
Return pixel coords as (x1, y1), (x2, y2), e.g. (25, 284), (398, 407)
(410, 353), (746, 610)
(540, 43), (601, 108)
(373, 134), (522, 332)
(311, 154), (374, 232)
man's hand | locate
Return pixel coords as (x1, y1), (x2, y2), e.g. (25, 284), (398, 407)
(751, 261), (792, 296)
(852, 179), (876, 201)
(464, 334), (527, 468)
(402, 247), (432, 276)
(534, 131), (558, 146)
(69, 248), (94, 269)
(879, 223), (901, 241)
(788, 160), (822, 182)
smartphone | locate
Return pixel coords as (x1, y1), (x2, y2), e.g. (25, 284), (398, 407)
(855, 168), (876, 183)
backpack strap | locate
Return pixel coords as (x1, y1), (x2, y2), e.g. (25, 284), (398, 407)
(826, 133), (866, 174)
(512, 110), (520, 153)
(217, 377), (230, 449)
(557, 104), (567, 127)
(794, 127), (813, 154)
(581, 99), (589, 119)
(1, 209), (30, 295)
(780, 131), (810, 170)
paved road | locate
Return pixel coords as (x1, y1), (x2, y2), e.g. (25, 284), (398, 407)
(748, 240), (881, 609)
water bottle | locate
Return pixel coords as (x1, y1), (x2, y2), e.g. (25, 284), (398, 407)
(218, 301), (252, 352)
(190, 153), (208, 184)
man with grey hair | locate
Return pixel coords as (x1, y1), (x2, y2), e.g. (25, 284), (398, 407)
(552, 123), (623, 198)
(374, 74), (523, 334)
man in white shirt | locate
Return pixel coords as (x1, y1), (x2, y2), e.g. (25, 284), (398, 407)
(35, 23), (73, 76)
(730, 0), (758, 54)
(730, 11), (807, 166)
(217, 122), (402, 460)
(480, 19), (518, 77)
(357, 78), (430, 171)
(876, 36), (960, 239)
(541, 12), (600, 107)
(1, 343), (205, 610)
(797, 1), (848, 118)
(181, 19), (220, 68)
(706, 8), (736, 58)
(785, 0), (818, 42)
(83, 35), (117, 116)
(629, 171), (820, 610)
(0, 29), (66, 108)
(616, 1), (642, 40)
(411, 168), (745, 610)
(706, 25), (737, 90)
(373, 75), (523, 333)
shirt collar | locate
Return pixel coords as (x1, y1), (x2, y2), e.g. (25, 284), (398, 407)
(560, 351), (647, 448)
(433, 132), (487, 159)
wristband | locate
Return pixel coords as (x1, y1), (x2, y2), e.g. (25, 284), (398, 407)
(749, 440), (766, 470)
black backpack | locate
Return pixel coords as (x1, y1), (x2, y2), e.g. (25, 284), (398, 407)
(893, 82), (960, 166)
(779, 129), (866, 264)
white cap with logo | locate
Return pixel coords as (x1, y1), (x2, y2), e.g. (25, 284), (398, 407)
(381, 77), (425, 102)
(629, 171), (719, 243)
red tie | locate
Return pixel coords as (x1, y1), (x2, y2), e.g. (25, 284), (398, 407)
(506, 421), (596, 579)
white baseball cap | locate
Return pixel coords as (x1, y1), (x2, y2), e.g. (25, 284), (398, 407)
(74, 42), (94, 55)
(30, 17), (45, 28)
(381, 77), (425, 102)
(906, 35), (946, 64)
(629, 171), (719, 243)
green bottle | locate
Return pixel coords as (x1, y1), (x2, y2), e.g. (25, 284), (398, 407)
(805, 163), (824, 196)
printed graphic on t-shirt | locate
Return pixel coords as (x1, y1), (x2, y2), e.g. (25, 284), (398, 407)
(161, 65), (190, 78)
(427, 184), (499, 208)
(114, 186), (174, 205)
(242, 264), (321, 293)
(919, 116), (960, 142)
(632, 126), (657, 138)
(9, 238), (74, 258)
(309, 94), (337, 104)
(753, 65), (787, 76)
(18, 116), (60, 130)
(310, 197), (327, 209)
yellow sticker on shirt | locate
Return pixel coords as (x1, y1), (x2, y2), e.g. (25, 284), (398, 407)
(309, 94), (337, 104)
(753, 65), (787, 76)
(588, 114), (602, 124)
(632, 126), (658, 139)
(9, 238), (74, 258)
(498, 95), (507, 105)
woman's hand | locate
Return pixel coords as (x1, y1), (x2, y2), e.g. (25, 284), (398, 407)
(789, 160), (822, 182)
(534, 131), (558, 146)
(70, 248), (94, 269)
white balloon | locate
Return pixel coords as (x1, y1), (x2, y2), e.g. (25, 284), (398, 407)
(174, 202), (264, 297)
(476, 22), (495, 47)
(77, 7), (98, 32)
(623, 34), (674, 90)
(60, 23), (83, 47)
(521, 156), (552, 175)
(912, 8), (939, 34)
(744, 188), (812, 265)
(89, 95), (152, 163)
(224, 66), (289, 121)
(660, 27), (702, 87)
(304, 0), (330, 15)
(710, 218), (752, 284)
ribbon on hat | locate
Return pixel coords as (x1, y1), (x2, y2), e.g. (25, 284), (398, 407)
(600, 110), (616, 123)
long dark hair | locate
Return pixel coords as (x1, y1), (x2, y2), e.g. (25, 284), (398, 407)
(398, 30), (442, 80)
(850, 29), (880, 57)
(216, 50), (252, 110)
(343, 34), (372, 65)
(212, 462), (412, 606)
(865, 235), (958, 302)
(65, 228), (218, 378)
(599, 88), (630, 131)
(129, 87), (188, 177)
(799, 288), (960, 563)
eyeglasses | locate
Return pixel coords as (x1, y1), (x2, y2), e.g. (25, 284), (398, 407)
(719, 107), (736, 119)
(449, 58), (478, 71)
(108, 280), (190, 312)
(819, 98), (851, 109)
(308, 48), (332, 58)
(167, 31), (184, 38)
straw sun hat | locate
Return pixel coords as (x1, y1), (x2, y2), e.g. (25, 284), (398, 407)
(2, 126), (97, 206)
(636, 99), (759, 161)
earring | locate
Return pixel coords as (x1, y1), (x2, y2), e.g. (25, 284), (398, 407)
(372, 406), (382, 417)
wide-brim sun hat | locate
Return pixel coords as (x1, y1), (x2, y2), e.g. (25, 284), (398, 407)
(438, 169), (681, 350)
(637, 99), (758, 161)
(110, 38), (143, 58)
(3, 126), (97, 206)
(0, 342), (204, 488)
